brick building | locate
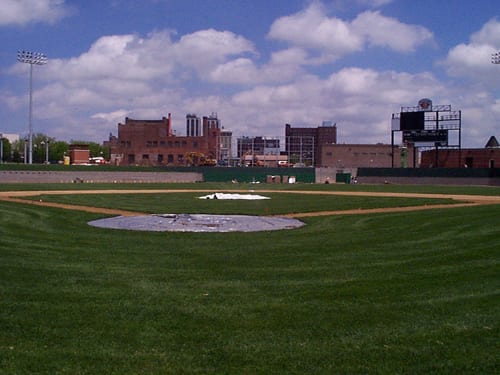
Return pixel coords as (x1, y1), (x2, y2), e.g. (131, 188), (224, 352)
(69, 144), (90, 165)
(109, 114), (221, 166)
(285, 122), (337, 166)
(320, 143), (415, 169)
(420, 136), (500, 168)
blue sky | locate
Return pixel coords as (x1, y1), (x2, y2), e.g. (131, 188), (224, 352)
(1, 0), (499, 147)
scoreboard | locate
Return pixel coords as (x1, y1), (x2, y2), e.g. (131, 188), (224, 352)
(403, 129), (448, 146)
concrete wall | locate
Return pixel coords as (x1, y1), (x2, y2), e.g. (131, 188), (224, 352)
(315, 167), (358, 184)
(0, 171), (202, 183)
(2, 167), (498, 186)
(316, 167), (500, 186)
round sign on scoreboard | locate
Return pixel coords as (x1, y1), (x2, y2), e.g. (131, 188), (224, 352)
(418, 98), (432, 111)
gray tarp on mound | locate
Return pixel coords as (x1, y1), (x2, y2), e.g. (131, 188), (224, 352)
(88, 214), (305, 232)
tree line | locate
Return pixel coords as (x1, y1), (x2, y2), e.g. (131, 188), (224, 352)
(0, 133), (109, 164)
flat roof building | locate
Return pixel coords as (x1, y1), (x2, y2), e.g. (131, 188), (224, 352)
(109, 114), (221, 166)
(320, 143), (415, 169)
(285, 122), (337, 166)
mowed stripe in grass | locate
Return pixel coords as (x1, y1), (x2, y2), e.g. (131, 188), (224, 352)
(0, 191), (498, 373)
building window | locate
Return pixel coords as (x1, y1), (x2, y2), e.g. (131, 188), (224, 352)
(158, 154), (163, 163)
(167, 154), (174, 163)
(178, 154), (184, 163)
(142, 154), (149, 160)
(128, 154), (135, 164)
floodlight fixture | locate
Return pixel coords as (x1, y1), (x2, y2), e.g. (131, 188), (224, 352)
(17, 50), (47, 164)
(492, 52), (500, 65)
(17, 51), (48, 65)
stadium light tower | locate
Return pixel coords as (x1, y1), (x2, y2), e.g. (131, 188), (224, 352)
(17, 50), (47, 164)
(492, 51), (500, 64)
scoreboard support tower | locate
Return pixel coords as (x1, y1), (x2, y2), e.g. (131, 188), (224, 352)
(391, 98), (462, 168)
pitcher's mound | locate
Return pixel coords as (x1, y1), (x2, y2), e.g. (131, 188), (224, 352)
(88, 214), (304, 232)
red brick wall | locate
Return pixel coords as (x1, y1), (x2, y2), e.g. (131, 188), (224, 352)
(69, 144), (90, 164)
(421, 148), (500, 168)
(110, 115), (221, 166)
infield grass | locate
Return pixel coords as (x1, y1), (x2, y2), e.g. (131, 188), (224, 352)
(26, 191), (457, 215)
(0, 183), (498, 374)
(0, 181), (499, 196)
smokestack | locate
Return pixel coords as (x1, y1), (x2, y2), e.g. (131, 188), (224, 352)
(167, 113), (173, 136)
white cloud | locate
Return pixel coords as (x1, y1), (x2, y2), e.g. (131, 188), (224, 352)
(91, 110), (130, 123)
(174, 29), (256, 76)
(12, 22), (486, 146)
(442, 18), (500, 87)
(7, 28), (259, 139)
(4, 5), (497, 147)
(268, 3), (363, 60)
(470, 17), (500, 45)
(45, 31), (177, 82)
(209, 48), (306, 85)
(356, 0), (393, 7)
(0, 0), (72, 26)
(209, 58), (260, 84)
(351, 11), (434, 52)
(270, 47), (309, 66)
(227, 67), (447, 143)
(268, 3), (433, 61)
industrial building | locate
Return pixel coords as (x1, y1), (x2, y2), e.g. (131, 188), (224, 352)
(285, 122), (337, 166)
(109, 114), (221, 166)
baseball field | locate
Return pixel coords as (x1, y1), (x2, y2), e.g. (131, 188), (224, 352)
(0, 182), (499, 374)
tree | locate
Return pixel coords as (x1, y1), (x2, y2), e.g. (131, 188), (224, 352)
(1, 138), (12, 162)
(11, 139), (26, 163)
(28, 133), (64, 164)
(5, 134), (111, 164)
(88, 142), (109, 159)
(50, 141), (69, 163)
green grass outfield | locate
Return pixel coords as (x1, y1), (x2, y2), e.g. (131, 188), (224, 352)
(0, 183), (499, 374)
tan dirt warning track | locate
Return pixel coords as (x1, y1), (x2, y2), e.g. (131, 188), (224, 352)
(0, 189), (499, 217)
